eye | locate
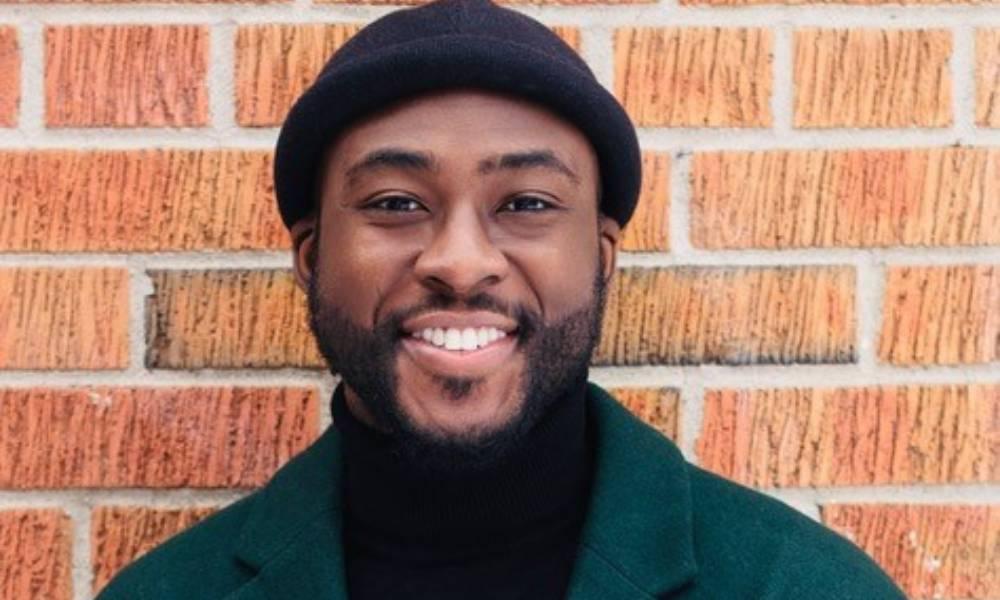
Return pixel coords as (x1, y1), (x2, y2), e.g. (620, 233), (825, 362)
(499, 195), (556, 213)
(365, 195), (426, 212)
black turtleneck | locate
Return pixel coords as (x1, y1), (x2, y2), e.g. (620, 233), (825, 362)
(330, 373), (594, 599)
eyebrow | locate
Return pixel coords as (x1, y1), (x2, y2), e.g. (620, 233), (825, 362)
(341, 147), (580, 189)
(477, 149), (580, 185)
(344, 147), (437, 188)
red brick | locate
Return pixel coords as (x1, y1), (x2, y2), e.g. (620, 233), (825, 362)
(0, 27), (18, 127)
(92, 506), (216, 593)
(0, 268), (128, 370)
(697, 385), (999, 487)
(976, 29), (1000, 127)
(0, 510), (72, 600)
(615, 27), (773, 127)
(794, 28), (952, 128)
(823, 504), (999, 599)
(595, 266), (856, 365)
(0, 387), (318, 488)
(691, 147), (1000, 249)
(45, 25), (209, 127)
(146, 270), (322, 369)
(0, 150), (283, 252)
(609, 387), (679, 440)
(621, 152), (670, 252)
(235, 24), (360, 127)
(880, 265), (999, 365)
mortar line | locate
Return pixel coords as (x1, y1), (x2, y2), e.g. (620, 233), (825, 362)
(953, 23), (976, 139)
(3, 126), (999, 150)
(678, 372), (704, 463)
(580, 25), (614, 91)
(0, 489), (250, 507)
(18, 18), (43, 137)
(209, 20), (238, 136)
(0, 247), (995, 267)
(4, 5), (1000, 27)
(855, 256), (882, 372)
(126, 264), (153, 375)
(669, 150), (694, 255)
(772, 21), (793, 135)
(65, 500), (92, 600)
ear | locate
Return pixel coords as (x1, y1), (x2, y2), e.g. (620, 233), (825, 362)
(290, 216), (318, 292)
(597, 214), (620, 283)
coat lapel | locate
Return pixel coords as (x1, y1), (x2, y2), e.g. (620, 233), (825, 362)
(225, 426), (349, 600)
(565, 383), (698, 600)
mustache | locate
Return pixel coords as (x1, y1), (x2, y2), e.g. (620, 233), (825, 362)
(378, 291), (541, 342)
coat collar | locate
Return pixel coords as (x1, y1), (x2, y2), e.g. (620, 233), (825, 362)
(227, 382), (697, 600)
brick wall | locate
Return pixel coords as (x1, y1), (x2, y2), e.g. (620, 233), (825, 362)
(0, 1), (996, 599)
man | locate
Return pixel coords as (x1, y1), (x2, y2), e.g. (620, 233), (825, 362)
(97, 0), (908, 598)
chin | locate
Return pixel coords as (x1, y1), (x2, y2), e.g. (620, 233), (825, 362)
(398, 375), (522, 439)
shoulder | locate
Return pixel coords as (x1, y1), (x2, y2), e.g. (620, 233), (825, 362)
(685, 465), (907, 599)
(94, 493), (258, 600)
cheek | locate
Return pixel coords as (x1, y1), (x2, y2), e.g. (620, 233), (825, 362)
(318, 223), (419, 325)
(503, 234), (599, 316)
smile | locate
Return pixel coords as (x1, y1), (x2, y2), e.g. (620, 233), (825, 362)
(397, 310), (522, 377)
(411, 326), (508, 351)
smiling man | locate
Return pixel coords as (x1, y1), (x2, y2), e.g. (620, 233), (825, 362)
(97, 1), (907, 598)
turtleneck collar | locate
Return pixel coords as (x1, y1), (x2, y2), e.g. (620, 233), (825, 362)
(330, 371), (594, 563)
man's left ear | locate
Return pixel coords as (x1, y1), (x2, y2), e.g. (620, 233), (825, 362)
(598, 215), (620, 282)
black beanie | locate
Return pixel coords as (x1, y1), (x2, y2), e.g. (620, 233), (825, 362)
(273, 0), (642, 229)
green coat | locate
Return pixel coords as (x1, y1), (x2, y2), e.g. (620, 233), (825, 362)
(97, 383), (907, 600)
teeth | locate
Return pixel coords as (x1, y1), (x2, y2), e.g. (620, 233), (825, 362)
(413, 326), (510, 351)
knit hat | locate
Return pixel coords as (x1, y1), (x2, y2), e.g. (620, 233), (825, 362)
(273, 0), (642, 229)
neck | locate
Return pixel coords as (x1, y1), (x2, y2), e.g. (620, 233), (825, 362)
(330, 372), (593, 562)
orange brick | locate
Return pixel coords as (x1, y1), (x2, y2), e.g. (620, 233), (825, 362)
(880, 265), (999, 365)
(92, 506), (216, 592)
(0, 268), (128, 369)
(697, 385), (999, 488)
(0, 27), (18, 127)
(235, 24), (360, 127)
(691, 147), (1000, 249)
(595, 266), (856, 365)
(976, 29), (1000, 127)
(146, 270), (322, 369)
(621, 152), (670, 252)
(794, 28), (952, 128)
(0, 510), (72, 600)
(45, 25), (209, 127)
(235, 24), (581, 126)
(609, 387), (679, 440)
(0, 387), (318, 488)
(614, 27), (773, 127)
(0, 150), (283, 252)
(823, 504), (999, 599)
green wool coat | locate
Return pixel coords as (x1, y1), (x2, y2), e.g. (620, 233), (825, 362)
(97, 383), (908, 600)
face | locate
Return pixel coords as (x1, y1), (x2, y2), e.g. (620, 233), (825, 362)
(292, 89), (620, 469)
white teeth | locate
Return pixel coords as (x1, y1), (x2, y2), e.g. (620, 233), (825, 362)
(444, 329), (462, 350)
(414, 326), (510, 351)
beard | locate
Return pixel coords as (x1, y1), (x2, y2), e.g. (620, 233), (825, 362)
(306, 262), (608, 474)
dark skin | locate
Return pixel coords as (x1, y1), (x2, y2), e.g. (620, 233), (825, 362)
(291, 89), (619, 447)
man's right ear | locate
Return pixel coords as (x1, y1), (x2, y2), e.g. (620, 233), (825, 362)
(290, 217), (318, 292)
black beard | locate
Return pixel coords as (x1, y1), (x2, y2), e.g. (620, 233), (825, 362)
(306, 265), (607, 474)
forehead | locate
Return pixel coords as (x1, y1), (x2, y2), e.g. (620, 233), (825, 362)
(321, 89), (599, 181)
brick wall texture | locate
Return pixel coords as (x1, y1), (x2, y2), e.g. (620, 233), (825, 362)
(0, 1), (996, 598)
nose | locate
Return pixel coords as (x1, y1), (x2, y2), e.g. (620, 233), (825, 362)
(413, 204), (509, 298)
